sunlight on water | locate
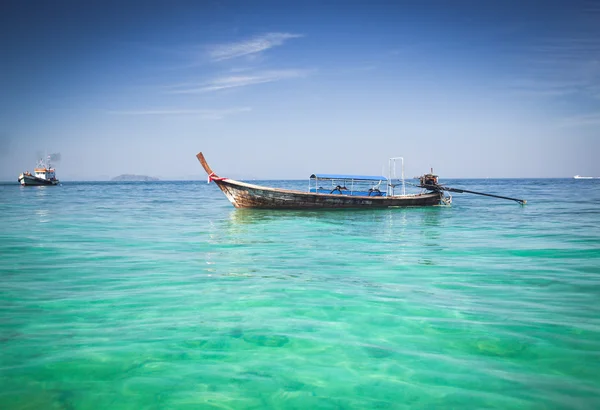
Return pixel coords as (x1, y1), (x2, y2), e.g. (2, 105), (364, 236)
(1, 179), (599, 409)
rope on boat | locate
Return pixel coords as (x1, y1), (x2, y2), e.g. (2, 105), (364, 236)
(207, 172), (226, 183)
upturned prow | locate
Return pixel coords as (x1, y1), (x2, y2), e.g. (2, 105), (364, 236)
(196, 152), (217, 177)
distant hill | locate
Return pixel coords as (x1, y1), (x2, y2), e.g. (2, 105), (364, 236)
(111, 174), (159, 181)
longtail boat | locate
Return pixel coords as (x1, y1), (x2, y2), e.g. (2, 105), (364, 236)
(196, 152), (445, 209)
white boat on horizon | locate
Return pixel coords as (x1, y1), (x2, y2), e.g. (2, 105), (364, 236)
(573, 175), (598, 179)
(18, 156), (60, 186)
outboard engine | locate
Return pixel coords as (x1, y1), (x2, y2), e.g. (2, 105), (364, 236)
(418, 169), (440, 190)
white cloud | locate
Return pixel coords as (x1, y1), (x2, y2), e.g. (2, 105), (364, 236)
(168, 69), (312, 93)
(108, 107), (251, 119)
(208, 32), (303, 61)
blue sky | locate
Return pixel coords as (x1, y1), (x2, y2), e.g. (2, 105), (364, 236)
(1, 0), (599, 180)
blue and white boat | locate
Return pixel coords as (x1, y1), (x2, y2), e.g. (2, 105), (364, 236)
(18, 156), (60, 186)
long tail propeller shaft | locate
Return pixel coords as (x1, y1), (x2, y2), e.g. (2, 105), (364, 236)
(442, 186), (526, 205)
(419, 181), (526, 205)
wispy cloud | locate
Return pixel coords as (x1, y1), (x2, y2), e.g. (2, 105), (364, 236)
(504, 78), (588, 98)
(515, 34), (600, 100)
(557, 112), (600, 128)
(167, 69), (312, 94)
(108, 107), (251, 119)
(208, 32), (303, 62)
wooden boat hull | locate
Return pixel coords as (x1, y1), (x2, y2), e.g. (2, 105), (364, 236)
(197, 152), (442, 209)
(213, 179), (442, 209)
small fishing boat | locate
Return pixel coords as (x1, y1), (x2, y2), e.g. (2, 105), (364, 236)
(574, 175), (596, 179)
(18, 156), (60, 186)
(197, 152), (446, 209)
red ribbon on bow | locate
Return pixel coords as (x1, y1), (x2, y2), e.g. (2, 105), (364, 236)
(207, 172), (226, 183)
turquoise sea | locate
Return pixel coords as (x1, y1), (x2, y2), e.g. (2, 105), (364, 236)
(1, 179), (599, 409)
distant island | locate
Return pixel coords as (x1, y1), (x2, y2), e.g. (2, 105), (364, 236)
(111, 174), (159, 181)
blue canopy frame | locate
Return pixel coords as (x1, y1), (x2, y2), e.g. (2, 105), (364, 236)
(307, 156), (407, 197)
(309, 174), (388, 196)
(310, 173), (387, 181)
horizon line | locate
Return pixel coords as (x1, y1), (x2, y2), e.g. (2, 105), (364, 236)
(0, 176), (590, 184)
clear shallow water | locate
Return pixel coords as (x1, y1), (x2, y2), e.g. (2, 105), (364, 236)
(1, 179), (599, 409)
